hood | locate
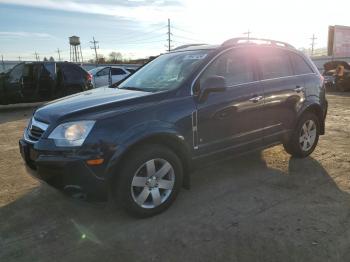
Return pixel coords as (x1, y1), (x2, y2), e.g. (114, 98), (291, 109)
(323, 61), (350, 71)
(34, 87), (150, 123)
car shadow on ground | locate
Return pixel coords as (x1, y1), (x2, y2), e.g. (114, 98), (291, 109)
(1, 151), (350, 262)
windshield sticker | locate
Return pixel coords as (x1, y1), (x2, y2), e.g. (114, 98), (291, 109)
(183, 54), (207, 60)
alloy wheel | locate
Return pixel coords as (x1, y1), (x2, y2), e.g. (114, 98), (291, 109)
(131, 158), (175, 209)
(299, 120), (317, 151)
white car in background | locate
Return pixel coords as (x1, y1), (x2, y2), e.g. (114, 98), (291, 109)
(88, 66), (132, 88)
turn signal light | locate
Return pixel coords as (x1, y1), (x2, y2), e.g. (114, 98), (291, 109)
(86, 158), (104, 166)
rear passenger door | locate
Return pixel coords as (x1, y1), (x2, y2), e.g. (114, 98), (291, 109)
(195, 48), (265, 154)
(256, 48), (305, 144)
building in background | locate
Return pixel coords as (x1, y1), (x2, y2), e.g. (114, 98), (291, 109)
(328, 25), (350, 57)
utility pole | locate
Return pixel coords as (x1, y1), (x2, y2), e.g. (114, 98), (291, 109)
(56, 48), (61, 61)
(243, 29), (251, 41)
(34, 52), (39, 61)
(1, 54), (5, 72)
(90, 37), (99, 64)
(167, 18), (172, 52)
(310, 34), (317, 56)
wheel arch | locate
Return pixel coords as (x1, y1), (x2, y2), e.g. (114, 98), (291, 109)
(106, 132), (193, 189)
(297, 103), (325, 135)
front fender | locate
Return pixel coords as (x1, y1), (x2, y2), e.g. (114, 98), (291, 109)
(296, 100), (326, 135)
(104, 120), (191, 179)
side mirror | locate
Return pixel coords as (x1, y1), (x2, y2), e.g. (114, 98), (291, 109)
(199, 75), (226, 102)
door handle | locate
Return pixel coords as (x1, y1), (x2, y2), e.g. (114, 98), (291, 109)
(294, 86), (304, 93)
(249, 95), (263, 103)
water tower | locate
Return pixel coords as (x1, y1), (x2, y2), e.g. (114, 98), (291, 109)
(69, 36), (83, 63)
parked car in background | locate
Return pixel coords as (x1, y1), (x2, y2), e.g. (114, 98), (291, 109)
(19, 38), (327, 217)
(88, 66), (131, 88)
(0, 61), (93, 104)
(323, 60), (350, 91)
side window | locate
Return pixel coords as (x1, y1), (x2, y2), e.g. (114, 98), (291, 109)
(111, 68), (126, 75)
(290, 53), (314, 75)
(257, 50), (293, 80)
(96, 67), (110, 77)
(200, 50), (254, 87)
(8, 63), (24, 82)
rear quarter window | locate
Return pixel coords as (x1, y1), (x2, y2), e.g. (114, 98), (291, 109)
(290, 53), (314, 75)
(61, 64), (84, 83)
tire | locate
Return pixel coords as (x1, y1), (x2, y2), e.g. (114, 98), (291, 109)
(283, 112), (320, 158)
(112, 144), (183, 218)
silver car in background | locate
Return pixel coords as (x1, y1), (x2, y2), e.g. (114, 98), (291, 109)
(88, 66), (132, 88)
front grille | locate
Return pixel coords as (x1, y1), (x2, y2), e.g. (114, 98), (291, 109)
(28, 125), (45, 141)
(25, 118), (49, 143)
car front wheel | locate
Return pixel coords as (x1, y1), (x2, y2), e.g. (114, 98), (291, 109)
(112, 144), (183, 217)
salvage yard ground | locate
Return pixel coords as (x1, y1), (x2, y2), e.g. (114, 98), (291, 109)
(0, 93), (350, 262)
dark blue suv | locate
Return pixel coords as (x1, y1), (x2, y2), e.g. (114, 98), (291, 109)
(19, 38), (328, 217)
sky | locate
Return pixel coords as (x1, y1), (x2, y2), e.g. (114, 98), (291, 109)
(0, 0), (349, 61)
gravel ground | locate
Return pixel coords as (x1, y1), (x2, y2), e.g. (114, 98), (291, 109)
(0, 93), (349, 262)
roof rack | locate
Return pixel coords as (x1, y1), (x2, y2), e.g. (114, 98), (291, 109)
(221, 37), (295, 49)
(172, 44), (207, 51)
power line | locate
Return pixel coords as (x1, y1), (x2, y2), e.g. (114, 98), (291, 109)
(90, 36), (99, 64)
(105, 34), (165, 45)
(101, 25), (167, 42)
(172, 34), (205, 43)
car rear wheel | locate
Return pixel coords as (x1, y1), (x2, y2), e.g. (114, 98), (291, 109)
(112, 144), (183, 218)
(283, 112), (320, 158)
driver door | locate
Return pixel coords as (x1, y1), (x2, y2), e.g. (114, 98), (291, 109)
(195, 48), (265, 155)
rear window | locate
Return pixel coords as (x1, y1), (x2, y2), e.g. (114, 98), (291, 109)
(257, 50), (293, 80)
(290, 53), (314, 75)
(61, 64), (84, 82)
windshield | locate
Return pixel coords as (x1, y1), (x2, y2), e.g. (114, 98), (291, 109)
(88, 67), (104, 75)
(118, 50), (210, 92)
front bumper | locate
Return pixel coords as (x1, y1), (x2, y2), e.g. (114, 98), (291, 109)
(19, 139), (108, 200)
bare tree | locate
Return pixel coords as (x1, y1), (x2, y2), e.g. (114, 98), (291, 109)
(109, 52), (123, 63)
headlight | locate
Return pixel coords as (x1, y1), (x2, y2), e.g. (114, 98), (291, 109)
(48, 121), (95, 147)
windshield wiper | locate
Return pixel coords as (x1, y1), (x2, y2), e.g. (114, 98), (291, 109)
(119, 86), (150, 92)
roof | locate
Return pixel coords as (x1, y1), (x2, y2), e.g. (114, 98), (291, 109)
(170, 44), (219, 52)
(171, 37), (295, 52)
